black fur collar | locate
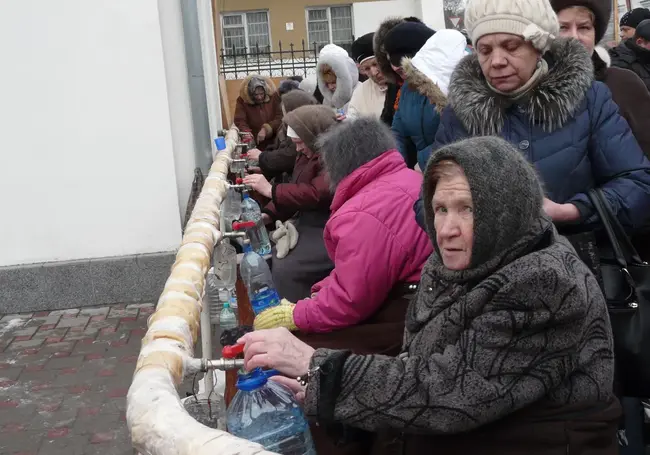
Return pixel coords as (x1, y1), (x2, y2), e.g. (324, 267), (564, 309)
(448, 38), (594, 136)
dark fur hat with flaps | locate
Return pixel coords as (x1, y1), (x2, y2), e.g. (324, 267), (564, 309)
(283, 105), (338, 152)
(373, 16), (423, 84)
(316, 117), (397, 191)
(448, 37), (593, 136)
(422, 136), (551, 283)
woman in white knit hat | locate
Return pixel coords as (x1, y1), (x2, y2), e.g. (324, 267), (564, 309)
(412, 0), (650, 239)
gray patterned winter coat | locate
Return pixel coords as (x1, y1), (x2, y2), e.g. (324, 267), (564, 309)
(303, 137), (620, 455)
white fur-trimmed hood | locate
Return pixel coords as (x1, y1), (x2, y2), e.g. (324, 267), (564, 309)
(316, 44), (359, 110)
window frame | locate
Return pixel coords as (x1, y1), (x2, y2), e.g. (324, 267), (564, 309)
(221, 9), (272, 55)
(304, 5), (354, 51)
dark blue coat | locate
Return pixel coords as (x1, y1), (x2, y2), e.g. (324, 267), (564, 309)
(392, 81), (442, 170)
(414, 39), (650, 232)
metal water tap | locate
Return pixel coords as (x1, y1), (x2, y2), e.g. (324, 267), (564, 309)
(199, 344), (245, 372)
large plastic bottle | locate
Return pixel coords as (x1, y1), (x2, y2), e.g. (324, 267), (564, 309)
(227, 368), (316, 455)
(221, 187), (242, 233)
(240, 241), (280, 315)
(240, 193), (272, 255)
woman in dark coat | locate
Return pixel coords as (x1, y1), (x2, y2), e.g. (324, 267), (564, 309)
(233, 74), (282, 150)
(239, 135), (619, 455)
(246, 90), (318, 183)
(551, 0), (650, 157)
(392, 29), (468, 170)
(413, 0), (650, 232)
(243, 105), (336, 302)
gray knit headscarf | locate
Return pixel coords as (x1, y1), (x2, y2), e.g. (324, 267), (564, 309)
(247, 76), (267, 102)
(422, 136), (553, 283)
(316, 117), (397, 191)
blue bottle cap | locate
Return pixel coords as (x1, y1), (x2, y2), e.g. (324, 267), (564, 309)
(236, 368), (280, 391)
(242, 241), (253, 253)
(215, 137), (227, 151)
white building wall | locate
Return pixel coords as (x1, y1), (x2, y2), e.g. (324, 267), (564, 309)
(0, 0), (183, 266)
(420, 0), (447, 31)
(352, 0), (420, 37)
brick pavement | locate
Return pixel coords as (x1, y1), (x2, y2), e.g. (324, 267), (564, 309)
(0, 303), (155, 455)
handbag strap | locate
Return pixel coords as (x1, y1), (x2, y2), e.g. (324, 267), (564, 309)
(590, 188), (643, 265)
(588, 189), (628, 270)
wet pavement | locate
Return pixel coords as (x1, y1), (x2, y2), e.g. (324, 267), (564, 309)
(0, 303), (154, 455)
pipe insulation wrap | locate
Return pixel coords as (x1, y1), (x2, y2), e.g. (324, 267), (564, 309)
(127, 126), (276, 454)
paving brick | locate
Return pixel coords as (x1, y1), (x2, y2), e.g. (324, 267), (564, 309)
(72, 341), (110, 356)
(0, 429), (43, 452)
(33, 328), (69, 340)
(49, 309), (79, 317)
(39, 341), (76, 355)
(56, 317), (89, 330)
(33, 311), (50, 317)
(0, 367), (22, 381)
(6, 339), (44, 351)
(125, 303), (154, 309)
(107, 307), (138, 319)
(47, 427), (70, 438)
(38, 436), (87, 455)
(25, 315), (61, 328)
(79, 307), (110, 318)
(13, 336), (33, 342)
(13, 326), (38, 337)
(46, 355), (84, 370)
(1, 314), (32, 321)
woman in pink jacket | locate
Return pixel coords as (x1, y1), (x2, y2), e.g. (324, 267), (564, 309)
(254, 117), (432, 356)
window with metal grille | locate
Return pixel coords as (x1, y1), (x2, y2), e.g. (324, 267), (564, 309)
(306, 5), (354, 54)
(222, 11), (271, 56)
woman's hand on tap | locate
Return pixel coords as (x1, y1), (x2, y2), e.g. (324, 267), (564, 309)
(238, 327), (315, 378)
(242, 174), (272, 198)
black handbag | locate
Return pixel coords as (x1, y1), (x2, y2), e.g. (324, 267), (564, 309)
(588, 188), (650, 398)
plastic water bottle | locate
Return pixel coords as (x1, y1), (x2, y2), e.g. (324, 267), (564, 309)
(219, 300), (238, 330)
(213, 241), (238, 290)
(240, 241), (280, 315)
(221, 188), (242, 233)
(241, 193), (272, 256)
(227, 368), (316, 455)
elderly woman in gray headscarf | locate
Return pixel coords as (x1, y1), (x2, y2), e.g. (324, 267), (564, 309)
(234, 74), (283, 150)
(238, 136), (619, 455)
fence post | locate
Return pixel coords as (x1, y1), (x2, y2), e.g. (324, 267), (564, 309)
(279, 41), (285, 76)
(301, 39), (307, 79)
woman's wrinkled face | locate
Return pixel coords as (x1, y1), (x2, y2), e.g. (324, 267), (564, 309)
(476, 33), (540, 92)
(253, 87), (266, 103)
(291, 137), (308, 154)
(558, 7), (596, 54)
(433, 170), (474, 271)
(359, 57), (386, 87)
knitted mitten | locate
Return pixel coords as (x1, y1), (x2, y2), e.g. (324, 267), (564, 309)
(253, 299), (297, 331)
(270, 220), (299, 259)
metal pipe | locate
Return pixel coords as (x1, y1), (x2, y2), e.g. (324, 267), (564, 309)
(201, 358), (245, 372)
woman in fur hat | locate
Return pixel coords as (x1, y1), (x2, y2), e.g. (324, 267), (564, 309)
(239, 135), (618, 455)
(373, 16), (424, 125)
(233, 74), (283, 150)
(413, 0), (650, 236)
(315, 44), (359, 113)
(392, 29), (469, 170)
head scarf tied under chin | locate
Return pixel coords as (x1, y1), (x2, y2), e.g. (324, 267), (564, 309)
(247, 76), (267, 103)
(422, 136), (553, 283)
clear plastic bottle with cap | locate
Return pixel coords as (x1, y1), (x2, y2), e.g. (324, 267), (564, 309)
(227, 368), (316, 454)
(240, 240), (280, 315)
(219, 300), (238, 330)
(240, 193), (272, 256)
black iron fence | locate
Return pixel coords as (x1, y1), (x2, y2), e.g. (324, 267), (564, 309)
(219, 40), (319, 80)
